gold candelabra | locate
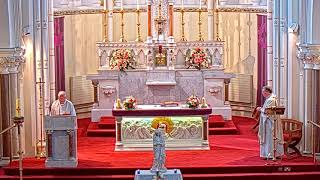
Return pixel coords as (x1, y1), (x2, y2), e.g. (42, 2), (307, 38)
(180, 8), (187, 41)
(198, 9), (204, 41)
(135, 9), (143, 42)
(215, 7), (221, 41)
(103, 10), (108, 42)
(119, 10), (127, 42)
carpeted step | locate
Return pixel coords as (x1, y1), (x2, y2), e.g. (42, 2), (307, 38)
(98, 118), (116, 129)
(209, 121), (238, 135)
(182, 172), (320, 180)
(86, 123), (116, 137)
(0, 175), (134, 180)
(208, 115), (225, 128)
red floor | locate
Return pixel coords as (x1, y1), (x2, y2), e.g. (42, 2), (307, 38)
(5, 116), (314, 169)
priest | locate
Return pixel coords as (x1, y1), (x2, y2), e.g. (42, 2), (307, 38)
(50, 91), (76, 116)
(256, 86), (284, 159)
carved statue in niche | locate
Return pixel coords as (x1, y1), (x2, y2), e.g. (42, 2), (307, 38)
(147, 50), (154, 70)
(155, 45), (167, 66)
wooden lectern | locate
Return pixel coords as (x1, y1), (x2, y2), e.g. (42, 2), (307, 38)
(265, 106), (285, 116)
(44, 115), (78, 167)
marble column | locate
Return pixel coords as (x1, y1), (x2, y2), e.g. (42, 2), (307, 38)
(207, 0), (214, 41)
(107, 0), (113, 42)
(224, 79), (230, 105)
(279, 0), (287, 114)
(272, 0), (279, 94)
(267, 0), (273, 86)
(41, 0), (51, 116)
(287, 0), (299, 119)
(92, 80), (99, 106)
(297, 44), (320, 154)
(48, 0), (56, 102)
(0, 74), (11, 158)
(313, 70), (320, 153)
(0, 48), (25, 159)
(303, 67), (313, 153)
(315, 70), (320, 153)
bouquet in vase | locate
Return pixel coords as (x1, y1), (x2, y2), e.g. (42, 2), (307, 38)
(110, 49), (135, 71)
(186, 48), (210, 70)
(123, 96), (137, 110)
(186, 95), (200, 108)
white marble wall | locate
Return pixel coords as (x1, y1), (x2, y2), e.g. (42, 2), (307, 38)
(88, 69), (233, 122)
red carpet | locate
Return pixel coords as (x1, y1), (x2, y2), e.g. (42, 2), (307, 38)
(1, 116), (319, 179)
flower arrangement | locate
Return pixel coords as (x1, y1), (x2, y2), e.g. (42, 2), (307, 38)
(186, 95), (200, 108)
(186, 48), (210, 70)
(110, 49), (135, 71)
(123, 96), (137, 110)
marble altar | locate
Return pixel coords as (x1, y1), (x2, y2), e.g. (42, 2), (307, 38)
(87, 0), (234, 122)
(44, 115), (78, 167)
(112, 105), (211, 151)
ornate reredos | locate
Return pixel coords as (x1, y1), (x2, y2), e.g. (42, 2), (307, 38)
(151, 0), (169, 41)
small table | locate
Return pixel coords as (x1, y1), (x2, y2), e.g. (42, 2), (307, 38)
(134, 169), (183, 180)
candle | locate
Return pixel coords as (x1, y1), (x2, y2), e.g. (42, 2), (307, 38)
(116, 98), (122, 109)
(137, 0), (139, 10)
(121, 0), (123, 11)
(103, 0), (107, 10)
(16, 98), (20, 117)
(182, 0), (184, 9)
(199, 0), (201, 9)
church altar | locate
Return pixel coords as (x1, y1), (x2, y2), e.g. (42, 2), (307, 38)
(112, 105), (212, 151)
(87, 0), (234, 123)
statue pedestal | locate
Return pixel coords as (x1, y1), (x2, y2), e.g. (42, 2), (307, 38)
(134, 169), (183, 180)
(44, 115), (78, 167)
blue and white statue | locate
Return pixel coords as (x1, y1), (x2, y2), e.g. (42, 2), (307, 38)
(151, 123), (167, 173)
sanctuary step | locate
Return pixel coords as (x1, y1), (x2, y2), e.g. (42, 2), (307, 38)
(86, 116), (116, 137)
(86, 115), (238, 137)
(3, 165), (320, 180)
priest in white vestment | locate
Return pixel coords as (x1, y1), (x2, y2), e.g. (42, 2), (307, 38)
(257, 86), (284, 159)
(50, 91), (76, 116)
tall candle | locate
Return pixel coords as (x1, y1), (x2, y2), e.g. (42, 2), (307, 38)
(199, 0), (202, 9)
(137, 0), (139, 10)
(16, 98), (20, 117)
(182, 0), (184, 9)
(121, 0), (123, 11)
(103, 0), (107, 10)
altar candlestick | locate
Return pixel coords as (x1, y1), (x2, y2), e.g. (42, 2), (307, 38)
(16, 98), (21, 117)
(137, 0), (139, 10)
(103, 0), (107, 10)
(199, 0), (202, 9)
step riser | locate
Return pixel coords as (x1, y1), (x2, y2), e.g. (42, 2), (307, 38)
(5, 165), (320, 176)
(97, 124), (116, 129)
(86, 132), (116, 137)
